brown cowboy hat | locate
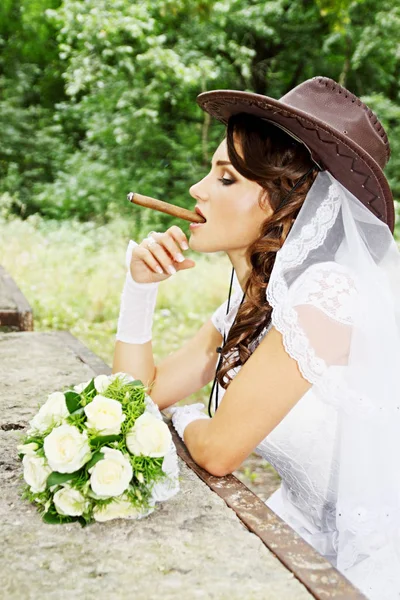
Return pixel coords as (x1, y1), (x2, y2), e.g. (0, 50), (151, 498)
(196, 76), (395, 233)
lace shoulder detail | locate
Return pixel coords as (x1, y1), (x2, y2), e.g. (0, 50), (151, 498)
(290, 262), (358, 325)
(268, 261), (359, 397)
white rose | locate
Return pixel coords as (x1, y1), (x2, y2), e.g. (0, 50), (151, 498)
(22, 454), (52, 493)
(93, 494), (155, 522)
(84, 395), (126, 435)
(73, 379), (92, 393)
(89, 447), (133, 498)
(126, 412), (172, 458)
(94, 374), (111, 393)
(43, 424), (91, 473)
(53, 485), (89, 516)
(17, 442), (39, 456)
(28, 392), (69, 434)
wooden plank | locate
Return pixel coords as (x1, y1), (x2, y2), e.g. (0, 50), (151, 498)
(0, 265), (33, 331)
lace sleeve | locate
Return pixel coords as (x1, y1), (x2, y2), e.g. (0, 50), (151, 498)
(290, 262), (358, 325)
(286, 262), (358, 368)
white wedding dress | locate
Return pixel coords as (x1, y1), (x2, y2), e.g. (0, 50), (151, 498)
(210, 264), (399, 600)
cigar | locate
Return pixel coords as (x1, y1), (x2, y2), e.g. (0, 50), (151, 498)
(127, 192), (206, 224)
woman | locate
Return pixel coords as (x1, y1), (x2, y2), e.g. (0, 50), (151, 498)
(113, 77), (400, 600)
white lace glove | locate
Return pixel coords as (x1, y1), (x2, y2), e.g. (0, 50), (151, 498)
(115, 240), (160, 344)
(168, 403), (210, 441)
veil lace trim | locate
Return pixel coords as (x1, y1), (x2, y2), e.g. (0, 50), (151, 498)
(266, 181), (342, 394)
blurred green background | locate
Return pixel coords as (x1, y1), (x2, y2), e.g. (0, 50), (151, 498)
(1, 0), (399, 493)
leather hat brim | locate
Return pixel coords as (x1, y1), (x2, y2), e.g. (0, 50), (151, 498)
(196, 89), (394, 233)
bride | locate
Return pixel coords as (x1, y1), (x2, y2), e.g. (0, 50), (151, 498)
(113, 76), (400, 600)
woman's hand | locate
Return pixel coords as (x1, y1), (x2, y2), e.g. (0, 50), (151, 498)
(130, 226), (196, 284)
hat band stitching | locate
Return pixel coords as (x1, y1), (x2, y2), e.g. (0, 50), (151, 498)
(293, 117), (381, 205)
(291, 115), (384, 218)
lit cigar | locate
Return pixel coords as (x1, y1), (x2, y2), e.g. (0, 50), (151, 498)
(127, 192), (206, 224)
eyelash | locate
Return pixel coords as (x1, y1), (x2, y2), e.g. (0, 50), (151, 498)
(219, 177), (235, 186)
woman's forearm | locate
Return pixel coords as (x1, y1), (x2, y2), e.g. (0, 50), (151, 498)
(112, 340), (156, 390)
(183, 419), (216, 470)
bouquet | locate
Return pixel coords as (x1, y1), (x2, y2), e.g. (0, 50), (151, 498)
(17, 372), (180, 525)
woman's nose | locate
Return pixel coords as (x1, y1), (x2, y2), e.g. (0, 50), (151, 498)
(189, 179), (208, 202)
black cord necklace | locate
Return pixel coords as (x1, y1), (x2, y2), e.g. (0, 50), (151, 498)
(207, 267), (246, 417)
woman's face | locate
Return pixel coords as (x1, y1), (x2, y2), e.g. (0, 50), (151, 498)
(188, 137), (273, 253)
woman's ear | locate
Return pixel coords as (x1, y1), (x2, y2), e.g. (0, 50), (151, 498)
(258, 189), (273, 215)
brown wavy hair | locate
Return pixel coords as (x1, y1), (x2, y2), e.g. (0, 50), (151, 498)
(217, 112), (320, 390)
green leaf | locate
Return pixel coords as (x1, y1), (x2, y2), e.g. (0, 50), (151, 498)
(23, 435), (44, 445)
(70, 406), (85, 416)
(90, 434), (120, 446)
(77, 516), (89, 528)
(85, 451), (104, 470)
(83, 379), (95, 394)
(65, 391), (82, 413)
(46, 471), (80, 489)
(42, 511), (78, 525)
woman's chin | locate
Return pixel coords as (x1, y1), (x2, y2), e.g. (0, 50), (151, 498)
(188, 233), (208, 252)
(189, 237), (223, 254)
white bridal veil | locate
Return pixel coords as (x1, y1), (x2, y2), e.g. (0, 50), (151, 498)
(267, 168), (400, 598)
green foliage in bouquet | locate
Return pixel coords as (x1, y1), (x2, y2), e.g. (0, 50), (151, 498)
(17, 372), (180, 526)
